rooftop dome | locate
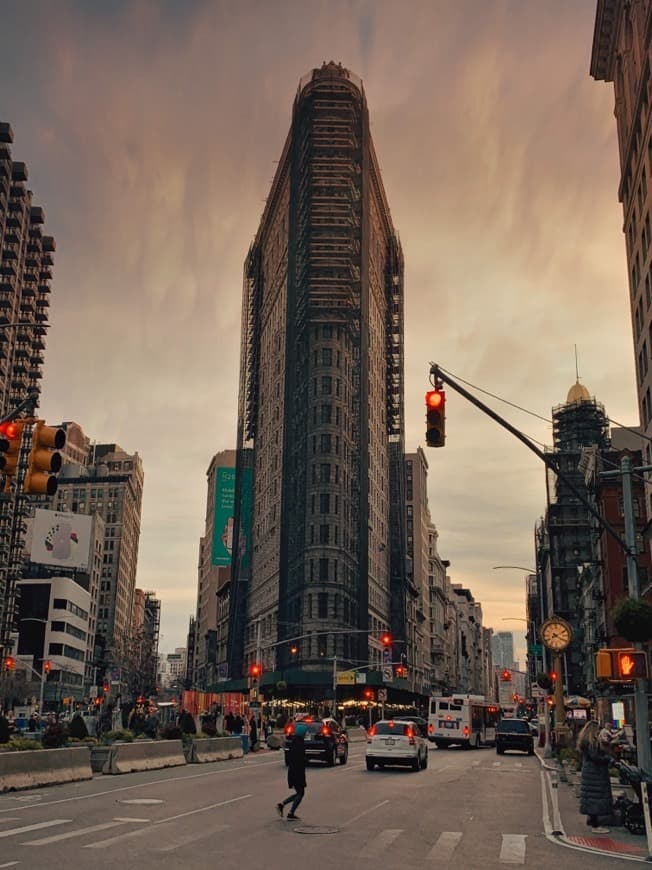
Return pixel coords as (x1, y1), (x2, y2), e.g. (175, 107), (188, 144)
(566, 380), (591, 404)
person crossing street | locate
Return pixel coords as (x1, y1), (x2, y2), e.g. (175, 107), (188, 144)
(277, 721), (307, 820)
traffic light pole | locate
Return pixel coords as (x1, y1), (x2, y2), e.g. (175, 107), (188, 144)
(602, 455), (652, 773)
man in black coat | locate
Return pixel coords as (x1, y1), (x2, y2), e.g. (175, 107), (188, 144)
(277, 722), (307, 820)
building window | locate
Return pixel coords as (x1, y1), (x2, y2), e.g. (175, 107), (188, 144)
(318, 593), (328, 619)
(320, 493), (330, 514)
(319, 558), (329, 582)
(319, 524), (330, 544)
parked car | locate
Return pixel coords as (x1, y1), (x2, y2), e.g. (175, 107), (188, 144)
(393, 714), (428, 738)
(366, 719), (429, 771)
(495, 718), (535, 755)
(284, 717), (348, 766)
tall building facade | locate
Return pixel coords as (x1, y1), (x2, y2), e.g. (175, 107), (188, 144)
(536, 382), (610, 693)
(51, 424), (144, 680)
(492, 631), (515, 669)
(0, 123), (55, 657)
(591, 2), (652, 494)
(194, 449), (235, 687)
(228, 62), (405, 695)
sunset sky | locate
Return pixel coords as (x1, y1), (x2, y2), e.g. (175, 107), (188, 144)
(0, 0), (632, 662)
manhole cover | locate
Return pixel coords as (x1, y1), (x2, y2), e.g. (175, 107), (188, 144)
(293, 825), (339, 835)
(119, 799), (164, 805)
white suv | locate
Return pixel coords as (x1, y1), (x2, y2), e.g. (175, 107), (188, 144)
(366, 719), (428, 771)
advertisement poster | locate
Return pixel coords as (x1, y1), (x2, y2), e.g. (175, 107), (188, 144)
(30, 509), (93, 571)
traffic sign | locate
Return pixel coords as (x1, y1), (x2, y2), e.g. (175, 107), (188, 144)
(378, 688), (387, 702)
(528, 644), (543, 655)
(337, 670), (356, 685)
(382, 666), (392, 682)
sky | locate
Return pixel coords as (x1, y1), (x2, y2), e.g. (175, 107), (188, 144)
(0, 0), (633, 664)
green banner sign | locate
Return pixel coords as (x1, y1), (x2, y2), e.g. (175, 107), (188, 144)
(212, 467), (236, 566)
(528, 644), (543, 655)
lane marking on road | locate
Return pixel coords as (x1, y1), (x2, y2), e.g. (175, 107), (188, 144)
(0, 819), (20, 824)
(83, 794), (252, 849)
(492, 761), (501, 767)
(472, 761), (481, 767)
(515, 763), (522, 769)
(0, 760), (280, 815)
(0, 861), (20, 867)
(22, 821), (123, 845)
(426, 831), (462, 861)
(119, 799), (163, 805)
(499, 834), (527, 864)
(155, 824), (231, 852)
(113, 817), (150, 822)
(339, 800), (389, 829)
(0, 820), (70, 839)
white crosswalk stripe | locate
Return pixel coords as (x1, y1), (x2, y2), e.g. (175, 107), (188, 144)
(0, 861), (20, 867)
(363, 828), (403, 854)
(499, 834), (527, 864)
(0, 820), (70, 839)
(22, 821), (125, 846)
(426, 831), (462, 861)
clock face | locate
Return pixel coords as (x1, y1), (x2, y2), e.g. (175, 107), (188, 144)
(541, 618), (572, 651)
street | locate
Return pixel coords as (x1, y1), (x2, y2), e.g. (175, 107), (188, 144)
(0, 741), (627, 869)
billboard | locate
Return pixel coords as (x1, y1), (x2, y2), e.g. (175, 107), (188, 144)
(212, 467), (236, 566)
(30, 509), (93, 571)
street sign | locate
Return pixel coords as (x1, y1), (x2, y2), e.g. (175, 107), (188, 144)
(337, 670), (356, 685)
(89, 685), (97, 698)
(528, 644), (543, 655)
(382, 647), (391, 663)
(531, 687), (544, 698)
(355, 672), (366, 684)
(378, 688), (387, 702)
(382, 666), (392, 682)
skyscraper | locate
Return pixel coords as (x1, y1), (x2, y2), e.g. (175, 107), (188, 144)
(228, 62), (405, 697)
(492, 631), (515, 670)
(0, 123), (55, 657)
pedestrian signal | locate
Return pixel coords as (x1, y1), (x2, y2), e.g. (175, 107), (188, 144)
(425, 389), (446, 447)
(616, 650), (648, 681)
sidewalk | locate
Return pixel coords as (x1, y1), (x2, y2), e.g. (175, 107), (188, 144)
(540, 752), (652, 862)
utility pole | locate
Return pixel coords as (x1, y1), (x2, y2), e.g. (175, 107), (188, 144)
(602, 455), (652, 773)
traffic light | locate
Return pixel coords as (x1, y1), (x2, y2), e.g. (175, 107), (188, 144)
(616, 650), (648, 681)
(43, 660), (51, 674)
(425, 389), (446, 447)
(2, 655), (16, 671)
(381, 633), (392, 647)
(249, 663), (261, 685)
(595, 649), (613, 679)
(500, 669), (511, 682)
(363, 688), (375, 700)
(549, 670), (558, 683)
(0, 420), (25, 488)
(24, 421), (66, 495)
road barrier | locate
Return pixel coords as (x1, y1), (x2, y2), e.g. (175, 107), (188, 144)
(0, 746), (92, 792)
(101, 739), (186, 775)
(187, 736), (244, 763)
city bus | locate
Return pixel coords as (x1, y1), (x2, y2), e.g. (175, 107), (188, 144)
(428, 694), (500, 749)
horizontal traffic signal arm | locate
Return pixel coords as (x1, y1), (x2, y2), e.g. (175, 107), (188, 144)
(428, 364), (631, 558)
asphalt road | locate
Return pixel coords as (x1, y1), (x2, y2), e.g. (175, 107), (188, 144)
(0, 740), (627, 869)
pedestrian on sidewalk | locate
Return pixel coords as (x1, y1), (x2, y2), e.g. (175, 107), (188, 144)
(277, 722), (307, 821)
(577, 719), (613, 834)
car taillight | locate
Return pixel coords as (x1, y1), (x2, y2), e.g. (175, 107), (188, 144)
(463, 726), (469, 736)
(285, 725), (294, 736)
(368, 725), (376, 737)
(321, 726), (331, 736)
(406, 727), (416, 745)
(428, 723), (433, 734)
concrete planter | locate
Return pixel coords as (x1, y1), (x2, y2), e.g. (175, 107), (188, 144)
(187, 736), (244, 764)
(0, 746), (92, 792)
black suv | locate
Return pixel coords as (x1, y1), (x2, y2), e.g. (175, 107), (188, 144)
(284, 717), (349, 766)
(495, 718), (535, 755)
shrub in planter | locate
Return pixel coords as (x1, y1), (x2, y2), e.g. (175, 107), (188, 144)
(41, 722), (69, 748)
(103, 729), (134, 744)
(612, 598), (652, 642)
(201, 719), (217, 737)
(7, 737), (42, 752)
(161, 724), (183, 740)
(69, 714), (89, 740)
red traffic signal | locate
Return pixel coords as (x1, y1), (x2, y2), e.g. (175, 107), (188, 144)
(3, 655), (16, 671)
(43, 660), (51, 674)
(381, 633), (392, 647)
(425, 390), (446, 448)
(617, 650), (648, 680)
(0, 420), (25, 485)
(549, 671), (558, 682)
(363, 688), (375, 700)
(500, 669), (511, 682)
(250, 663), (261, 678)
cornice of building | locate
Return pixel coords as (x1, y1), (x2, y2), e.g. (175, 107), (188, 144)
(590, 0), (620, 82)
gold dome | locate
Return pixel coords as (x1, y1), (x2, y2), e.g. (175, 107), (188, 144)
(566, 380), (591, 404)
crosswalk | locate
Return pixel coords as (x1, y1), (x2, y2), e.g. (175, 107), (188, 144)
(0, 816), (533, 864)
